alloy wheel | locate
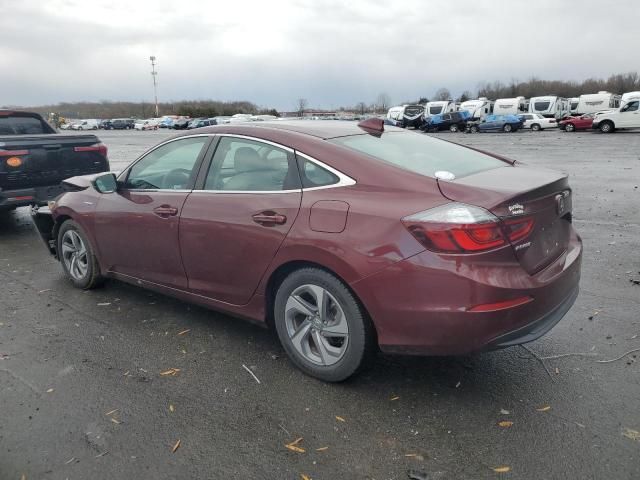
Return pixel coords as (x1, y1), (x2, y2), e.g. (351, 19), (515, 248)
(284, 284), (349, 366)
(61, 230), (89, 281)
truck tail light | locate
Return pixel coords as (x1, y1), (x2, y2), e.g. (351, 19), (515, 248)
(402, 203), (534, 254)
(74, 143), (108, 157)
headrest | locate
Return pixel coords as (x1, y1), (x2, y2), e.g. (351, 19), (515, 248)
(234, 147), (262, 173)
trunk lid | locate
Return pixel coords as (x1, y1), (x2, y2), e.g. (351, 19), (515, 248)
(438, 164), (573, 274)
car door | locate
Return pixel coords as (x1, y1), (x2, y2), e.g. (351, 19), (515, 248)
(93, 135), (211, 289)
(179, 135), (302, 305)
(619, 101), (639, 127)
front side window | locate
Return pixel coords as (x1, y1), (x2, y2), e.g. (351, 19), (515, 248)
(621, 101), (639, 112)
(204, 137), (298, 191)
(125, 137), (207, 190)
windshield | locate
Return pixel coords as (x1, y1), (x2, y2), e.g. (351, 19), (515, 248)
(534, 101), (551, 111)
(329, 132), (507, 179)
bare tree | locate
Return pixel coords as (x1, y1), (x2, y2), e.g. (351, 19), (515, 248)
(433, 88), (452, 101)
(376, 92), (391, 112)
(458, 90), (473, 102)
(296, 98), (308, 117)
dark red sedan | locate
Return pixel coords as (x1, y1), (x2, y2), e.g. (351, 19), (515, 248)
(559, 113), (595, 132)
(33, 119), (582, 381)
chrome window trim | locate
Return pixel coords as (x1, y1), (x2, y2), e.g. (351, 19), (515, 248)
(123, 189), (193, 193)
(191, 189), (302, 195)
(295, 151), (357, 191)
(215, 134), (295, 153)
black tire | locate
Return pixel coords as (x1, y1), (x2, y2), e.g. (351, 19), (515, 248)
(503, 123), (513, 132)
(471, 125), (479, 133)
(57, 220), (104, 290)
(274, 268), (376, 382)
(531, 123), (541, 131)
(599, 121), (614, 133)
(449, 124), (458, 132)
(565, 123), (575, 132)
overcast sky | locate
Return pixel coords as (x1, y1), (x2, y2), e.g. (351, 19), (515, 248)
(1, 0), (638, 110)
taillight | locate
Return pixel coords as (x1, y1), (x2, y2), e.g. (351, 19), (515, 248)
(402, 203), (534, 254)
(74, 143), (108, 157)
(0, 149), (29, 156)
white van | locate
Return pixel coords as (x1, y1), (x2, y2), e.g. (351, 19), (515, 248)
(70, 119), (99, 130)
(569, 97), (580, 115)
(529, 96), (569, 119)
(620, 91), (640, 107)
(591, 99), (640, 133)
(575, 91), (620, 115)
(425, 101), (457, 117)
(459, 97), (494, 120)
(494, 97), (529, 116)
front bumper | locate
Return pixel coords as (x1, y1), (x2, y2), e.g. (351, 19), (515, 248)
(0, 184), (64, 209)
(351, 228), (582, 356)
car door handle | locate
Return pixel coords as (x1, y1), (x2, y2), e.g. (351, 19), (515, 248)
(153, 205), (178, 217)
(252, 212), (287, 226)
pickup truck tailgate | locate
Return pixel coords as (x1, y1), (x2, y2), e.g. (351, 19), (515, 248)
(0, 134), (109, 190)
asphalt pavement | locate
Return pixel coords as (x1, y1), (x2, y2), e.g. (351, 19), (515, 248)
(1, 127), (639, 479)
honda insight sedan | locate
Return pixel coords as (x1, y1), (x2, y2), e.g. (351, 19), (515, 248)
(33, 119), (582, 381)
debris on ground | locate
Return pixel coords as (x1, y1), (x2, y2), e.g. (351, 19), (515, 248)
(407, 469), (429, 480)
(622, 428), (640, 441)
(160, 368), (181, 376)
(285, 437), (305, 453)
(493, 466), (511, 473)
(171, 439), (181, 453)
(536, 405), (551, 412)
(242, 364), (261, 384)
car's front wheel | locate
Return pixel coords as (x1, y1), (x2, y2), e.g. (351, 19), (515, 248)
(274, 268), (375, 382)
(503, 123), (513, 132)
(599, 121), (614, 133)
(57, 220), (104, 290)
(449, 124), (458, 132)
(565, 123), (575, 132)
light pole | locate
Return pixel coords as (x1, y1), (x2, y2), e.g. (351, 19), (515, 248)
(149, 56), (159, 117)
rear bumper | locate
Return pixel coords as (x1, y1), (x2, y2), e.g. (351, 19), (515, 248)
(352, 228), (582, 356)
(0, 184), (64, 209)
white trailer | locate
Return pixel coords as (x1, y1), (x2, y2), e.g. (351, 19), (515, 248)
(458, 97), (494, 120)
(425, 100), (457, 117)
(569, 97), (580, 115)
(575, 91), (620, 115)
(529, 96), (569, 119)
(493, 96), (529, 116)
(386, 105), (425, 128)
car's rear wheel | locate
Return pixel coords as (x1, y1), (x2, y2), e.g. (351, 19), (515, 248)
(503, 123), (513, 132)
(599, 121), (614, 133)
(274, 268), (375, 382)
(57, 220), (104, 290)
(565, 123), (575, 132)
(470, 125), (479, 133)
(531, 123), (541, 131)
(449, 124), (458, 132)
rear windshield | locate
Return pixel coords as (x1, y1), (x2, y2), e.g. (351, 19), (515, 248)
(534, 101), (551, 111)
(330, 132), (507, 179)
(0, 115), (53, 135)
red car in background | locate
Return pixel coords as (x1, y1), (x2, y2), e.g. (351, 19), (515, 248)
(32, 119), (582, 381)
(559, 113), (595, 132)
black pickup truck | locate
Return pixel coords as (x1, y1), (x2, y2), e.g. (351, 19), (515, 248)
(0, 110), (110, 211)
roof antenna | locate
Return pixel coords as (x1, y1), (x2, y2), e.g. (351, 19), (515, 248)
(357, 118), (384, 137)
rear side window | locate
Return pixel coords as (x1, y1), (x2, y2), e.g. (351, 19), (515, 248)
(0, 115), (53, 135)
(297, 156), (339, 188)
(330, 132), (507, 179)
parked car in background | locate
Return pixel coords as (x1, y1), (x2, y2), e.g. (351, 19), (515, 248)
(469, 114), (522, 133)
(99, 119), (113, 130)
(59, 122), (73, 130)
(31, 118), (582, 382)
(187, 118), (218, 129)
(111, 119), (135, 130)
(71, 119), (99, 130)
(134, 119), (159, 131)
(0, 109), (109, 211)
(172, 118), (191, 130)
(559, 113), (595, 132)
(422, 111), (471, 132)
(518, 113), (558, 131)
(592, 100), (640, 133)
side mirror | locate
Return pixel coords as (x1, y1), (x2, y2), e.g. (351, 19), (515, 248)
(93, 173), (118, 194)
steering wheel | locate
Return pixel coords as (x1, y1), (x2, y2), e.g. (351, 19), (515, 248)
(162, 168), (191, 190)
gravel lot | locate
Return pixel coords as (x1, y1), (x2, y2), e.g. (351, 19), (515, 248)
(1, 127), (639, 479)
